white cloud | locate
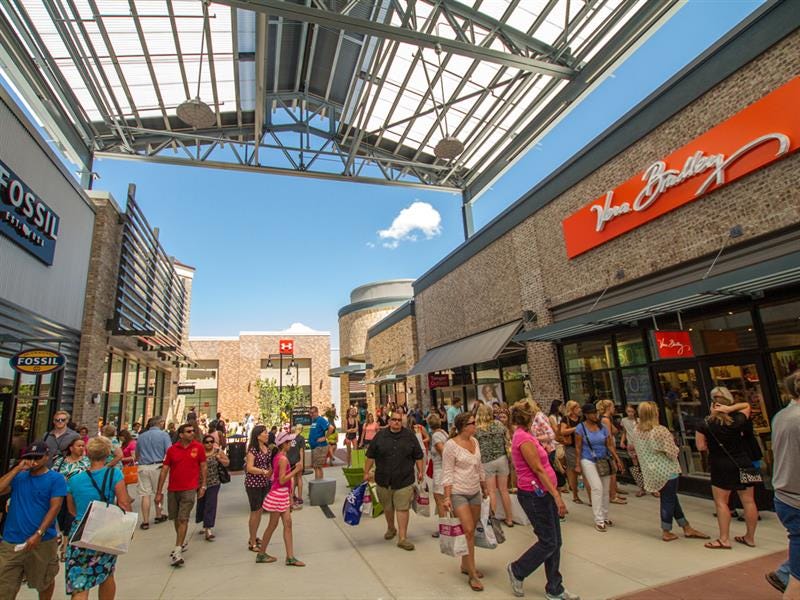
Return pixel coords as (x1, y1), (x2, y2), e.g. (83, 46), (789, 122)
(377, 201), (442, 249)
(365, 241), (375, 248)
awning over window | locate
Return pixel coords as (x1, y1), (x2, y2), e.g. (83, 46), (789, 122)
(408, 321), (522, 376)
(514, 250), (800, 343)
(328, 364), (371, 377)
(364, 374), (406, 385)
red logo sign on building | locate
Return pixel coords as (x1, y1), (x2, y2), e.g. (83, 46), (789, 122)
(654, 331), (694, 359)
(428, 373), (450, 389)
(562, 76), (800, 258)
(279, 339), (294, 355)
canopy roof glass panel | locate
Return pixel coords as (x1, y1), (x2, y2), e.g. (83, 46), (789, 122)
(0, 0), (679, 196)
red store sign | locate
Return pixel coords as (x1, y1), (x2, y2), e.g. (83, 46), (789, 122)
(562, 76), (800, 259)
(653, 331), (694, 359)
(428, 374), (450, 389)
(279, 339), (294, 355)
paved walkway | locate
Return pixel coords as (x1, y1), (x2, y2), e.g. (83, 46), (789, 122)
(21, 468), (789, 599)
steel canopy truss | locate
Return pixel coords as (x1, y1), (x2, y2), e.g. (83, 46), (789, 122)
(0, 0), (679, 228)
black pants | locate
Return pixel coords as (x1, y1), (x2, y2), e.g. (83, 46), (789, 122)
(511, 491), (564, 597)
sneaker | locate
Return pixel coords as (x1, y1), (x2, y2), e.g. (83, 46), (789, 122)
(397, 539), (415, 551)
(545, 589), (580, 600)
(506, 563), (524, 597)
(765, 572), (787, 594)
(169, 550), (184, 567)
(384, 528), (397, 540)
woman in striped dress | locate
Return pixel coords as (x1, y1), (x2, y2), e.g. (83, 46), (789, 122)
(256, 430), (305, 566)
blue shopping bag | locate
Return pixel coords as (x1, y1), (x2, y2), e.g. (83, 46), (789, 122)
(343, 481), (368, 526)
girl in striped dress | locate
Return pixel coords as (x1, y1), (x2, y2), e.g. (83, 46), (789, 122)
(256, 430), (305, 566)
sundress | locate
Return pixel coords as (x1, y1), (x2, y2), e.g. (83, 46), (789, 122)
(262, 453), (291, 513)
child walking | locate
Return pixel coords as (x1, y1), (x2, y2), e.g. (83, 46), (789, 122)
(256, 430), (305, 566)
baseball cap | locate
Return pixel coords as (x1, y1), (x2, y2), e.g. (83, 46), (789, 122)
(275, 431), (296, 446)
(21, 442), (49, 458)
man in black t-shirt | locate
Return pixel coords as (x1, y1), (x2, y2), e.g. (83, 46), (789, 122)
(364, 412), (424, 551)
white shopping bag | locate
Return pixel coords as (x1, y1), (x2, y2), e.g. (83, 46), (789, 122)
(438, 515), (468, 557)
(361, 483), (374, 517)
(475, 497), (497, 549)
(411, 481), (431, 517)
(69, 501), (138, 555)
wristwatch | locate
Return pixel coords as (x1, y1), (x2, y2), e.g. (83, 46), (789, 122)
(36, 529), (44, 537)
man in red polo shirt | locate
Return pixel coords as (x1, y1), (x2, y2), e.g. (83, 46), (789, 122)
(155, 423), (207, 567)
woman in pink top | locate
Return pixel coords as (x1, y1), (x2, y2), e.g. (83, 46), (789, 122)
(359, 412), (379, 448)
(442, 413), (487, 592)
(507, 401), (580, 600)
(256, 431), (305, 567)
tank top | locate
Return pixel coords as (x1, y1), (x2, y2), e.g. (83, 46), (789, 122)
(271, 453), (292, 491)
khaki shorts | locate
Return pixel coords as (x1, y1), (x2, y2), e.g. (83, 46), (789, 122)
(376, 484), (414, 512)
(137, 464), (162, 497)
(168, 490), (197, 521)
(311, 446), (327, 468)
(0, 538), (59, 595)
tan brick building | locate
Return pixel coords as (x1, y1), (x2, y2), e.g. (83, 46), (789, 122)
(186, 326), (331, 425)
(405, 10), (799, 499)
(332, 280), (413, 412)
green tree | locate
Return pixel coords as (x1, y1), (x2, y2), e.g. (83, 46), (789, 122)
(254, 378), (309, 427)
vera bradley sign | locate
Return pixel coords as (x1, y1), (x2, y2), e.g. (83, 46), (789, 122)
(562, 76), (800, 259)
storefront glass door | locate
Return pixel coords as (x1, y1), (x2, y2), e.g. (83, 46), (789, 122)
(656, 367), (707, 476)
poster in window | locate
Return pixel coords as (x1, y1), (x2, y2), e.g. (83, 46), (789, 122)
(471, 383), (503, 412)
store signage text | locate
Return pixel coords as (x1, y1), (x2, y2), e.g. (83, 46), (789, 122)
(428, 373), (450, 389)
(563, 76), (800, 258)
(653, 331), (694, 359)
(0, 158), (60, 265)
(177, 384), (196, 395)
(10, 348), (66, 374)
(279, 339), (294, 355)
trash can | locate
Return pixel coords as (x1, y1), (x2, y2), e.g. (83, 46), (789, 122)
(228, 441), (246, 472)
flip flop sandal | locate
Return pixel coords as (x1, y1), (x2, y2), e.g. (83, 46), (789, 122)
(154, 515), (168, 524)
(662, 533), (679, 542)
(735, 536), (756, 548)
(285, 557), (306, 567)
(255, 553), (277, 563)
(468, 577), (484, 592)
(610, 497), (627, 504)
(704, 539), (732, 550)
(139, 523), (150, 530)
(685, 531), (711, 540)
(248, 539), (262, 552)
(572, 498), (584, 504)
(635, 491), (647, 497)
(461, 569), (484, 578)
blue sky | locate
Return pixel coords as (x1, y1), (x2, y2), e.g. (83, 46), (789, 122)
(77, 1), (764, 345)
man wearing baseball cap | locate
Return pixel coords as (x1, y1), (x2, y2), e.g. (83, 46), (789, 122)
(0, 443), (67, 599)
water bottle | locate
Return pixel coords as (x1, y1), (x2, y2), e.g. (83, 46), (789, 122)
(531, 478), (546, 497)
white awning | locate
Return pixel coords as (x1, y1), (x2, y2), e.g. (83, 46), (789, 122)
(408, 321), (521, 376)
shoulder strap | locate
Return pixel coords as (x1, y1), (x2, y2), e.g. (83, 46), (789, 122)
(581, 424), (598, 458)
(704, 420), (740, 466)
(86, 469), (111, 504)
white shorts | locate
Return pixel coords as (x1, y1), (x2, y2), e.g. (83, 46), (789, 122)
(137, 463), (163, 497)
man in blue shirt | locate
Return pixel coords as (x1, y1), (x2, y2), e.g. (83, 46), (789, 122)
(0, 442), (67, 600)
(135, 415), (173, 529)
(308, 405), (333, 480)
(446, 398), (463, 430)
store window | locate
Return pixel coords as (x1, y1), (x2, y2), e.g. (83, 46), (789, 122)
(620, 367), (653, 405)
(563, 337), (614, 371)
(500, 356), (528, 406)
(684, 309), (757, 355)
(760, 300), (800, 349)
(566, 370), (621, 404)
(616, 331), (647, 367)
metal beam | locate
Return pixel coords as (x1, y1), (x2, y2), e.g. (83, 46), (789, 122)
(94, 150), (460, 191)
(213, 0), (576, 76)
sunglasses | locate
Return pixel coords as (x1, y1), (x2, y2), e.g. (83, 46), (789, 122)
(54, 418), (67, 423)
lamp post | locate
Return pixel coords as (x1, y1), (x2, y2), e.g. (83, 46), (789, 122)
(265, 353), (296, 398)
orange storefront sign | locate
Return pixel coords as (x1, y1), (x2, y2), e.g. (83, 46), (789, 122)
(562, 76), (800, 259)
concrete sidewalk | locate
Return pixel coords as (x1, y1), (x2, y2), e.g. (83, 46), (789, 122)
(21, 469), (789, 599)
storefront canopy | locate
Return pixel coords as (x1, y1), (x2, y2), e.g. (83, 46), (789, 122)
(328, 363), (370, 377)
(408, 320), (521, 376)
(364, 374), (405, 385)
(515, 250), (800, 343)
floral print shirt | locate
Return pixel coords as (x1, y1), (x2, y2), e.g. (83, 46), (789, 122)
(53, 455), (90, 480)
(531, 412), (557, 453)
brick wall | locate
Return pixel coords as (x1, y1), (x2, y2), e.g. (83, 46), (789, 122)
(187, 333), (331, 422)
(365, 315), (420, 412)
(414, 31), (800, 408)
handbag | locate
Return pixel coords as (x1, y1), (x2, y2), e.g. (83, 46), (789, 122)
(581, 424), (613, 477)
(217, 459), (231, 484)
(411, 481), (431, 517)
(438, 514), (468, 557)
(475, 497), (497, 549)
(705, 421), (763, 484)
(70, 469), (138, 555)
(122, 465), (138, 485)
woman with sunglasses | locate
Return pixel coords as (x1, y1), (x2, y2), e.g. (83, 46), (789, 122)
(442, 412), (488, 592)
(245, 425), (273, 552)
(196, 435), (230, 541)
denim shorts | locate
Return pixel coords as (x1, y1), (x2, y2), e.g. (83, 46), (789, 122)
(483, 455), (509, 477)
(451, 491), (482, 509)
